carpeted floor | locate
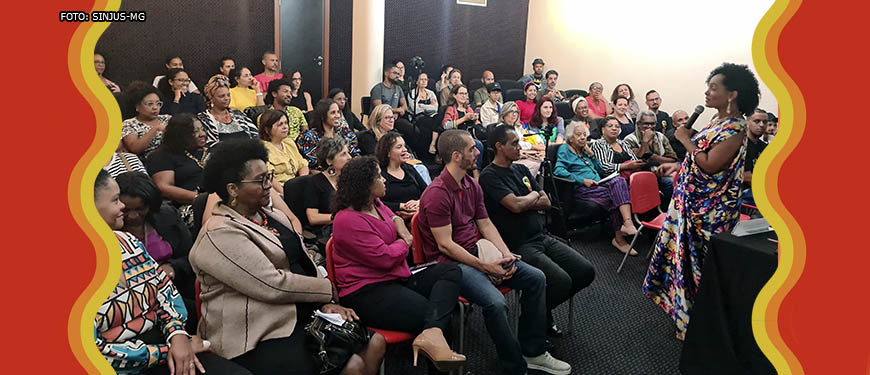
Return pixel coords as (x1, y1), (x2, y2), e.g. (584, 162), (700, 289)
(383, 231), (683, 375)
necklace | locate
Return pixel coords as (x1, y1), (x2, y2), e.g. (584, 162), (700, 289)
(212, 109), (231, 123)
(185, 149), (206, 169)
(244, 209), (280, 236)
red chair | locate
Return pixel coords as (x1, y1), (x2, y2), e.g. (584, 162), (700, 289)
(617, 172), (668, 273)
(324, 238), (413, 375)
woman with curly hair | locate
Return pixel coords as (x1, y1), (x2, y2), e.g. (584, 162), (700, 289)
(195, 74), (259, 148)
(121, 82), (171, 157)
(158, 68), (206, 116)
(189, 139), (385, 374)
(643, 63), (761, 340)
(331, 156), (465, 373)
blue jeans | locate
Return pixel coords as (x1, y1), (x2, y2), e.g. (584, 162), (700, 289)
(456, 258), (547, 375)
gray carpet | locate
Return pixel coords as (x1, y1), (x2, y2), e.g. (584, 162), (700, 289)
(383, 232), (683, 375)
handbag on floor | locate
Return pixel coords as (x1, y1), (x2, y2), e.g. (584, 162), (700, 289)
(305, 311), (373, 375)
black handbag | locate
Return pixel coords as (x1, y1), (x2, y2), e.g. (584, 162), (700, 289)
(304, 312), (373, 375)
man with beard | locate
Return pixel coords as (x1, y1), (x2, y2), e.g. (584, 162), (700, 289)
(668, 109), (689, 161)
(264, 79), (307, 141)
(519, 58), (546, 89)
(742, 109), (769, 205)
(644, 90), (673, 133)
(254, 51), (283, 93)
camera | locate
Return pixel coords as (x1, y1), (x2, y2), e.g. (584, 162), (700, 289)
(410, 56), (425, 71)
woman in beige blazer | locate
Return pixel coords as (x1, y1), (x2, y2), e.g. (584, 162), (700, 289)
(190, 139), (385, 375)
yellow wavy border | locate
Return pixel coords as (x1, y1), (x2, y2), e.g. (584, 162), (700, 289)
(66, 0), (123, 373)
(751, 0), (806, 373)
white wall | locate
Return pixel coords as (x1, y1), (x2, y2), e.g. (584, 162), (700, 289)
(351, 0), (385, 115)
(524, 0), (777, 125)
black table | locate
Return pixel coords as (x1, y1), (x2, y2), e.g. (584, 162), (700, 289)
(679, 231), (778, 375)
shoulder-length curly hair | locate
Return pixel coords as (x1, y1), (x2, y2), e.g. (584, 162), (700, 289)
(331, 156), (381, 214)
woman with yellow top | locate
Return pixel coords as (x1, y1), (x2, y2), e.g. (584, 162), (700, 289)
(258, 109), (309, 195)
(227, 67), (265, 111)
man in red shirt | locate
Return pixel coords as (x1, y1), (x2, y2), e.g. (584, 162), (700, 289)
(254, 51), (283, 93)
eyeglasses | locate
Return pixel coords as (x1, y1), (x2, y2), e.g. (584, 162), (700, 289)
(142, 101), (163, 108)
(647, 97), (661, 102)
(506, 110), (519, 114)
(174, 78), (192, 83)
(640, 122), (656, 126)
(383, 115), (396, 120)
(590, 86), (603, 91)
(238, 172), (274, 189)
(456, 92), (469, 96)
(290, 78), (302, 81)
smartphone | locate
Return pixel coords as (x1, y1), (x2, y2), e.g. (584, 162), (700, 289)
(502, 255), (522, 270)
(642, 151), (654, 160)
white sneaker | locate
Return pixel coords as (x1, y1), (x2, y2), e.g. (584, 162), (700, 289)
(523, 351), (571, 375)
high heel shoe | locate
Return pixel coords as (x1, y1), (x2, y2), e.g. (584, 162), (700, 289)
(412, 327), (466, 372)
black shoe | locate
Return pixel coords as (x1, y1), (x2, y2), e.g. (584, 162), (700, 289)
(547, 324), (563, 337)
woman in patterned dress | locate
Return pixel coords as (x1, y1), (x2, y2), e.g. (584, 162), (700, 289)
(642, 63), (760, 340)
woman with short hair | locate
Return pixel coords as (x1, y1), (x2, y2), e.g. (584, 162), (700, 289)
(258, 109), (310, 194)
(585, 82), (611, 119)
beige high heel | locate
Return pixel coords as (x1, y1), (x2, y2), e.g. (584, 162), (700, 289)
(412, 327), (466, 372)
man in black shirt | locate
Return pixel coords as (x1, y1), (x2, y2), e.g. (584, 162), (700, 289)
(479, 125), (596, 337)
(742, 109), (769, 205)
(645, 90), (673, 133)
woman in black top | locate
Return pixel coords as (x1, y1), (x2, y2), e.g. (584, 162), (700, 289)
(288, 70), (313, 112)
(146, 113), (207, 227)
(358, 104), (396, 156)
(158, 68), (206, 116)
(375, 132), (427, 220)
(304, 137), (352, 238)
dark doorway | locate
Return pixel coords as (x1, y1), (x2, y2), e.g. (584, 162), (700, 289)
(278, 0), (328, 101)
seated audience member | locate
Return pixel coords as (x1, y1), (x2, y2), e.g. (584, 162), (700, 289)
(287, 70), (314, 112)
(591, 116), (646, 177)
(93, 170), (250, 375)
(481, 125), (596, 337)
(392, 58), (411, 93)
(499, 101), (544, 176)
(258, 109), (309, 193)
(145, 114), (206, 227)
(435, 64), (455, 93)
(94, 52), (120, 93)
(624, 110), (676, 200)
(358, 104), (396, 156)
(305, 137), (353, 239)
(371, 63), (410, 118)
(743, 109), (769, 205)
(105, 142), (148, 177)
(196, 74), (258, 148)
(518, 58), (545, 89)
(298, 99), (361, 169)
(479, 82), (503, 126)
(227, 67), (265, 111)
(158, 68), (206, 116)
(763, 112), (778, 143)
(331, 156), (466, 373)
(516, 82), (538, 124)
(122, 83), (171, 157)
(612, 96), (635, 139)
(554, 122), (639, 255)
(473, 70), (498, 108)
(611, 83), (640, 120)
(265, 78), (309, 142)
(417, 129), (571, 375)
(536, 70), (566, 102)
(439, 68), (463, 105)
(375, 132), (428, 219)
(529, 97), (566, 144)
(152, 56), (199, 93)
(407, 73), (439, 117)
(569, 97), (602, 139)
(644, 89), (673, 132)
(253, 51), (283, 92)
(328, 88), (365, 131)
(442, 84), (479, 131)
(667, 109), (689, 161)
(189, 139), (385, 375)
(585, 82), (611, 119)
(218, 56), (235, 77)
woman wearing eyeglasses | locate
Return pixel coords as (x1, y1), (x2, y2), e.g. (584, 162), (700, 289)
(122, 82), (172, 157)
(585, 82), (611, 120)
(190, 139), (386, 375)
(358, 104), (397, 156)
(196, 74), (259, 148)
(287, 70), (314, 113)
(158, 68), (206, 116)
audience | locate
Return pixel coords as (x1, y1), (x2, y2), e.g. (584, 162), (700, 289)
(590, 116), (646, 177)
(218, 56), (235, 77)
(391, 58), (411, 93)
(478, 82), (503, 126)
(668, 109), (689, 161)
(227, 67), (265, 111)
(298, 98), (360, 169)
(253, 51), (283, 92)
(610, 84), (639, 120)
(158, 68), (206, 116)
(611, 96), (635, 139)
(121, 83), (171, 157)
(407, 73), (439, 117)
(264, 78), (308, 142)
(258, 109), (309, 193)
(554, 122), (639, 256)
(328, 88), (365, 131)
(305, 137), (352, 238)
(645, 90), (673, 133)
(375, 132), (428, 219)
(439, 68), (463, 105)
(518, 58), (546, 89)
(742, 108), (769, 205)
(331, 156), (465, 373)
(146, 114), (207, 227)
(358, 104), (395, 156)
(481, 125), (596, 338)
(94, 52), (120, 93)
(537, 70), (565, 102)
(190, 139), (385, 374)
(152, 56), (199, 93)
(196, 74), (258, 148)
(516, 82), (538, 124)
(417, 129), (571, 375)
(93, 170), (249, 375)
(585, 82), (610, 119)
(286, 70), (313, 112)
(529, 97), (566, 144)
(473, 70), (498, 108)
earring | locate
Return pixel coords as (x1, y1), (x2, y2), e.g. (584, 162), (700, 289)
(727, 99), (733, 114)
(230, 195), (237, 207)
(326, 166), (336, 176)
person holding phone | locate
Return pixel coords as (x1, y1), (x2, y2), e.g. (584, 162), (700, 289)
(625, 110), (677, 200)
(375, 132), (428, 220)
(591, 116), (646, 178)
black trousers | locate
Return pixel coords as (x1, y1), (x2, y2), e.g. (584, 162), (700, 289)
(230, 326), (319, 375)
(341, 262), (461, 333)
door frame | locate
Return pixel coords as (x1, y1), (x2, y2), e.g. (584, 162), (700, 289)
(274, 0), (330, 100)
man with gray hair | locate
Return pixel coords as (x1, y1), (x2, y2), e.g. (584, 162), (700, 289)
(668, 109), (689, 160)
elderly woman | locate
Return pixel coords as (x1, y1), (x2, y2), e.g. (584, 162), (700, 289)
(610, 83), (640, 120)
(158, 68), (206, 116)
(145, 114), (207, 228)
(590, 116), (647, 177)
(227, 67), (265, 111)
(195, 74), (259, 148)
(554, 122), (638, 255)
(306, 137), (353, 239)
(332, 156), (465, 373)
(258, 109), (309, 194)
(94, 52), (120, 93)
(644, 63), (760, 340)
(585, 82), (611, 119)
(190, 139), (385, 374)
(528, 97), (566, 144)
(122, 83), (171, 157)
(375, 132), (428, 220)
(328, 88), (365, 131)
(298, 98), (361, 169)
(358, 104), (396, 156)
(516, 81), (538, 124)
(93, 170), (250, 375)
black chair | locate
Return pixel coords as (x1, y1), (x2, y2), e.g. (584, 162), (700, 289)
(243, 105), (269, 124)
(565, 89), (588, 99)
(498, 79), (523, 91)
(504, 89), (525, 103)
(360, 96), (372, 123)
(543, 144), (609, 240)
(283, 174), (316, 228)
(191, 192), (210, 238)
(555, 102), (573, 120)
(467, 80), (484, 97)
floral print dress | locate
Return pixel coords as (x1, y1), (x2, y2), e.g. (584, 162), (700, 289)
(642, 117), (747, 333)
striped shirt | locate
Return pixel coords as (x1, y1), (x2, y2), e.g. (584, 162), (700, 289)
(103, 152), (147, 178)
(590, 138), (639, 175)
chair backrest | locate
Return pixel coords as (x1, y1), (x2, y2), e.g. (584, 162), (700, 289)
(629, 171), (661, 214)
(410, 213), (425, 264)
(546, 143), (562, 168)
(498, 79), (523, 92)
(565, 89), (588, 99)
(361, 96), (372, 116)
(283, 174), (315, 226)
(467, 80), (484, 97)
(555, 102), (572, 120)
(325, 237), (336, 282)
(244, 105), (269, 124)
(191, 193), (209, 237)
(504, 89), (524, 103)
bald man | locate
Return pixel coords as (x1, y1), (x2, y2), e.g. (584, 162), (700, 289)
(668, 109), (689, 161)
(472, 70), (499, 108)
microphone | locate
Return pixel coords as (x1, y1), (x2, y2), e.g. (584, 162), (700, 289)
(686, 105), (704, 129)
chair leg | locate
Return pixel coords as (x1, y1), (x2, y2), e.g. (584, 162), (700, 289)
(457, 302), (465, 375)
(616, 227), (644, 273)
